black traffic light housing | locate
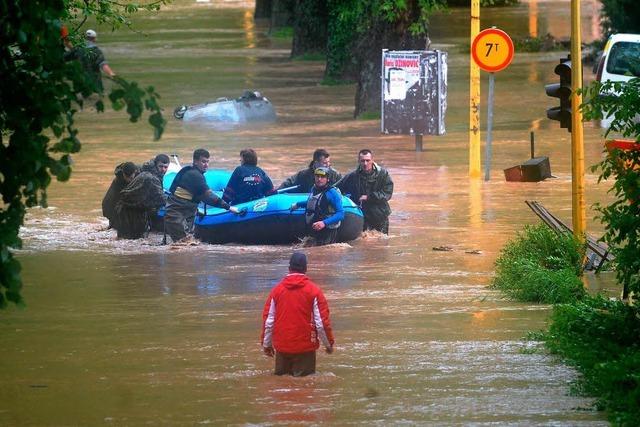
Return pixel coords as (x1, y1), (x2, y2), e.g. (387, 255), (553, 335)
(545, 56), (572, 132)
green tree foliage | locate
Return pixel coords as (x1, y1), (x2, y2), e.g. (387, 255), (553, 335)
(491, 224), (586, 303)
(599, 0), (640, 37)
(324, 0), (447, 116)
(0, 0), (167, 308)
(324, 0), (516, 77)
(324, 0), (362, 82)
(580, 78), (640, 299)
(447, 0), (518, 6)
(291, 0), (327, 58)
(325, 0), (446, 83)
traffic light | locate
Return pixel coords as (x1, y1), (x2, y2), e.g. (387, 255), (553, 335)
(545, 57), (572, 132)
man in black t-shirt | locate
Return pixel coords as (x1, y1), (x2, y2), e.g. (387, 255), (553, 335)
(164, 149), (239, 243)
(63, 29), (115, 92)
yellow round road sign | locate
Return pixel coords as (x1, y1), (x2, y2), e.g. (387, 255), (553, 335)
(472, 28), (514, 72)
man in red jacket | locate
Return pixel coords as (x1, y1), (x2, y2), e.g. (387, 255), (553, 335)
(261, 252), (335, 376)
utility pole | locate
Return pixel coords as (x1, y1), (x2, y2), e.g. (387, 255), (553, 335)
(571, 0), (586, 240)
(469, 0), (481, 178)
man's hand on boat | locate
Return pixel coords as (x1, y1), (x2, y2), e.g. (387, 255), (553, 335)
(289, 203), (300, 212)
(228, 206), (248, 216)
(312, 221), (326, 231)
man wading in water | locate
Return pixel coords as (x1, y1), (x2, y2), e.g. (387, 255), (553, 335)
(289, 167), (344, 246)
(164, 149), (240, 243)
(63, 29), (116, 93)
(102, 162), (138, 229)
(278, 148), (341, 193)
(261, 252), (334, 376)
(114, 154), (170, 239)
(337, 149), (393, 234)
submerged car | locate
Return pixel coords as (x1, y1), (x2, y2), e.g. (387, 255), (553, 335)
(173, 90), (276, 123)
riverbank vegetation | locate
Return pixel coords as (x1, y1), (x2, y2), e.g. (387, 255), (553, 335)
(495, 225), (640, 424)
(494, 76), (640, 424)
(512, 34), (570, 53)
(542, 296), (640, 425)
(491, 224), (585, 303)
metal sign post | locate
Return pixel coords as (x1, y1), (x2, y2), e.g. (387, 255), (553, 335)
(484, 73), (495, 180)
(471, 28), (515, 181)
(415, 134), (423, 151)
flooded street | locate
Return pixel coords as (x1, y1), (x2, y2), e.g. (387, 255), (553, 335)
(1, 1), (614, 424)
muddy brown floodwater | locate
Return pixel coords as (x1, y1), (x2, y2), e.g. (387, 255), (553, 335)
(1, 1), (614, 425)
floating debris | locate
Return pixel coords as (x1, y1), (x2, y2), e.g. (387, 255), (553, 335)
(465, 249), (482, 255)
(363, 387), (380, 398)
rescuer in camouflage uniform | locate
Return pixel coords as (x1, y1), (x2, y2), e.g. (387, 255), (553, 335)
(337, 149), (393, 234)
(114, 154), (170, 239)
(102, 162), (138, 229)
(278, 148), (341, 193)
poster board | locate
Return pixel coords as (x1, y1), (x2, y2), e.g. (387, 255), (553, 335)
(381, 50), (447, 136)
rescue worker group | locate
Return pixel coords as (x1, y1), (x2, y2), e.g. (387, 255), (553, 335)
(102, 148), (393, 246)
(101, 148), (392, 375)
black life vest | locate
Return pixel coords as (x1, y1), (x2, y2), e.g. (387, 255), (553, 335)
(305, 187), (341, 229)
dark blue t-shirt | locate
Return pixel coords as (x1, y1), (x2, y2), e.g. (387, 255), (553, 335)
(223, 165), (275, 205)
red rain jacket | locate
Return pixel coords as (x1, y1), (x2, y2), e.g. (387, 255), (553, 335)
(261, 273), (334, 354)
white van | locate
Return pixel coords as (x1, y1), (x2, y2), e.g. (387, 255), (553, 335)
(593, 33), (640, 128)
(595, 33), (640, 84)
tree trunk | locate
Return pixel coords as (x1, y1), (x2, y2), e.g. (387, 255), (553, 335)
(291, 0), (328, 58)
(353, 6), (425, 117)
(270, 0), (295, 29)
(324, 2), (358, 83)
(254, 0), (272, 19)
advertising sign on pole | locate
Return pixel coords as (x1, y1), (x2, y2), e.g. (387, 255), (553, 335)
(388, 68), (409, 100)
(381, 50), (447, 138)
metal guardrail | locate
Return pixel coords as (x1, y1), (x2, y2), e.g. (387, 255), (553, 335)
(525, 200), (614, 272)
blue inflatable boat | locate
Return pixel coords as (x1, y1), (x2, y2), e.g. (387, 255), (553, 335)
(161, 169), (364, 244)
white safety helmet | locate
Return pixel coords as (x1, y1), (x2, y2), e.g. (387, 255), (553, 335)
(85, 29), (97, 39)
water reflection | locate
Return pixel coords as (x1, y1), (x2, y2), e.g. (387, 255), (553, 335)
(529, 0), (538, 38)
(243, 9), (256, 49)
(256, 375), (337, 424)
(243, 9), (258, 87)
(469, 177), (483, 229)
